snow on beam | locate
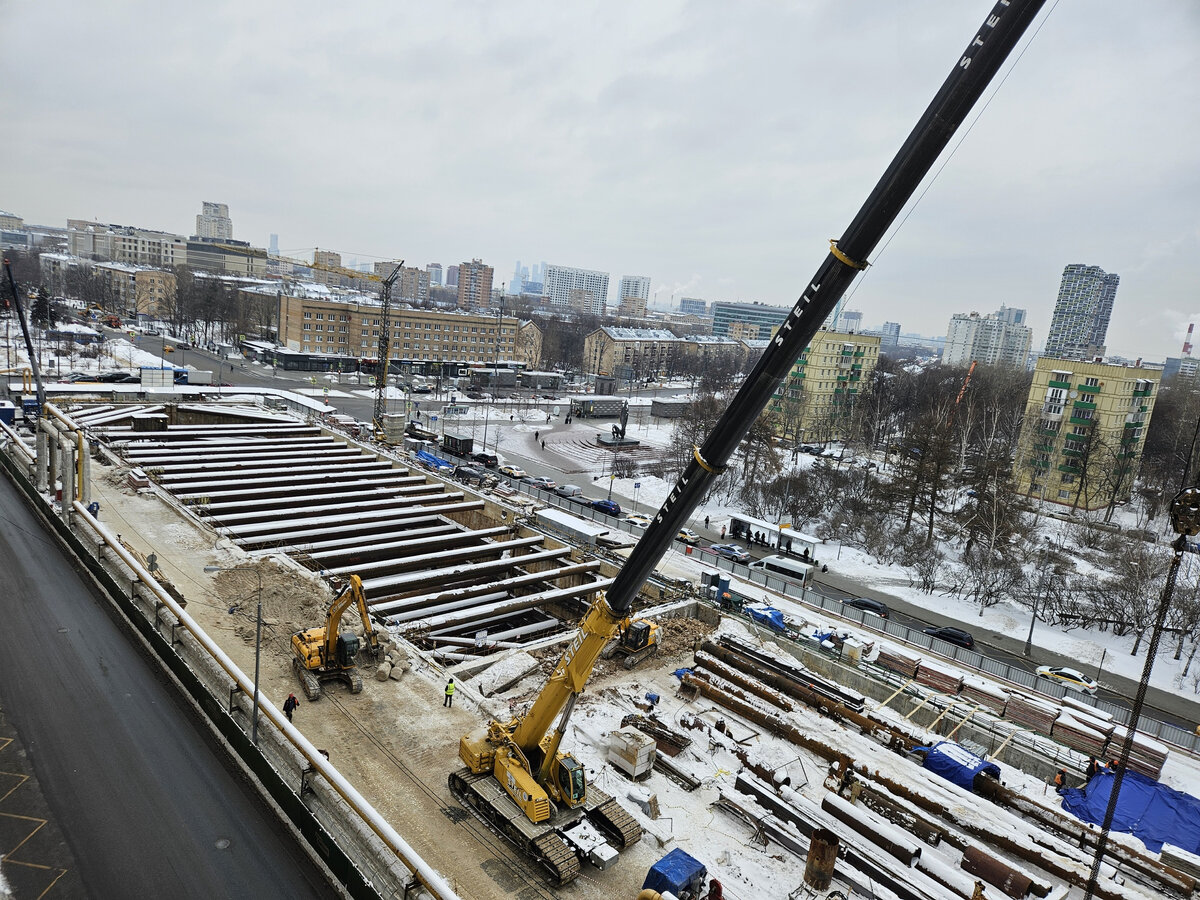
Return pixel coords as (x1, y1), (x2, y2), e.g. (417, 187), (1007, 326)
(194, 482), (419, 513)
(180, 474), (423, 503)
(325, 535), (545, 578)
(283, 519), (455, 554)
(428, 616), (559, 641)
(362, 547), (570, 595)
(226, 501), (483, 540)
(209, 493), (458, 527)
(131, 447), (360, 466)
(395, 580), (610, 632)
(307, 526), (512, 567)
(372, 561), (603, 617)
(156, 465), (388, 487)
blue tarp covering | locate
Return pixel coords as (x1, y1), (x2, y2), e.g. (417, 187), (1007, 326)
(643, 848), (706, 896)
(415, 450), (454, 472)
(745, 604), (786, 632)
(1061, 769), (1200, 854)
(920, 741), (1000, 793)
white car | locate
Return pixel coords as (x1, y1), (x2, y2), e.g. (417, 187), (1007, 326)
(622, 514), (651, 529)
(498, 464), (526, 479)
(1036, 665), (1099, 696)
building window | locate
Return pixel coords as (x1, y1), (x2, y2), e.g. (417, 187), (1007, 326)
(1058, 489), (1072, 500)
(1084, 377), (1099, 387)
(316, 313), (324, 320)
(303, 312), (311, 319)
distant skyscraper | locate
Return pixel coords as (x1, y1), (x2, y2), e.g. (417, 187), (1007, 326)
(268, 233), (279, 256)
(544, 264), (610, 311)
(943, 311), (1032, 368)
(446, 265), (459, 288)
(995, 305), (1026, 326)
(426, 262), (443, 286)
(1044, 264), (1119, 360)
(679, 297), (707, 317)
(195, 201), (233, 240)
(879, 322), (901, 349)
(840, 310), (864, 333)
(619, 275), (650, 301)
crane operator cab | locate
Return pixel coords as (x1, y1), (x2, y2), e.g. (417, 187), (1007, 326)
(555, 754), (587, 808)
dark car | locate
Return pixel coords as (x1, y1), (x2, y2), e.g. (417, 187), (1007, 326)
(453, 465), (487, 486)
(923, 626), (975, 649)
(590, 499), (621, 516)
(845, 597), (889, 618)
(471, 451), (498, 468)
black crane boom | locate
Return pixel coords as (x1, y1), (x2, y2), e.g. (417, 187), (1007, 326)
(605, 0), (1046, 616)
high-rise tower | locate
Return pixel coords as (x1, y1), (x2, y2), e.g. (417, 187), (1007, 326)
(1044, 264), (1119, 360)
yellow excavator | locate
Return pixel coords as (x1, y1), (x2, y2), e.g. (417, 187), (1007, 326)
(449, 0), (1043, 885)
(600, 616), (660, 670)
(291, 575), (380, 701)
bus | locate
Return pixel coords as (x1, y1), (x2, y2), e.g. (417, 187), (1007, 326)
(748, 554), (815, 588)
(728, 513), (820, 562)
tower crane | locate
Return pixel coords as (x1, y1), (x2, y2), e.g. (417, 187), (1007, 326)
(372, 262), (404, 433)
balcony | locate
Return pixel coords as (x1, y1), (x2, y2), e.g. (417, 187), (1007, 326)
(1133, 387), (1152, 397)
(1069, 415), (1094, 426)
(1048, 379), (1072, 389)
(1072, 400), (1096, 410)
(1077, 384), (1101, 394)
(1030, 459), (1051, 470)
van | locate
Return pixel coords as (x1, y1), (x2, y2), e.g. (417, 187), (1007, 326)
(553, 484), (583, 500)
(748, 554), (814, 587)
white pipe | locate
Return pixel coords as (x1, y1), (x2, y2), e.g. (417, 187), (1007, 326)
(45, 404), (88, 504)
(0, 419), (34, 464)
(70, 502), (460, 900)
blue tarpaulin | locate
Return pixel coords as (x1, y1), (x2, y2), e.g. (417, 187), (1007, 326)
(1061, 769), (1200, 854)
(745, 604), (786, 632)
(920, 741), (1000, 793)
(643, 848), (706, 896)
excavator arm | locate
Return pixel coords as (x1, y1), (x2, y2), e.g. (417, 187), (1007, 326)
(323, 574), (377, 661)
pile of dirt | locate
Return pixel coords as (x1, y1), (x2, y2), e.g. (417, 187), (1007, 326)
(210, 557), (331, 647)
(654, 617), (717, 658)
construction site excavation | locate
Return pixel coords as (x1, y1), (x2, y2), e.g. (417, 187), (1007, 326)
(4, 395), (1193, 900)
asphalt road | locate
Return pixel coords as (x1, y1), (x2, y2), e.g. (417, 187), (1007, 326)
(0, 474), (330, 899)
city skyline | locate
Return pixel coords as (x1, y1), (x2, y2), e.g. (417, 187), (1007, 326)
(3, 2), (1197, 360)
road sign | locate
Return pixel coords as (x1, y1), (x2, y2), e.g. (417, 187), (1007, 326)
(634, 482), (641, 489)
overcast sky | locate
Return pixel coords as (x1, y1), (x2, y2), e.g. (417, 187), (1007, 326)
(3, 1), (1198, 359)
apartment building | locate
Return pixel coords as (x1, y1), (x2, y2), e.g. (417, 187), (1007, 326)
(711, 301), (789, 339)
(456, 259), (494, 309)
(544, 264), (609, 311)
(277, 291), (541, 372)
(582, 327), (680, 380)
(68, 219), (187, 268)
(1044, 264), (1119, 361)
(943, 310), (1033, 368)
(1015, 357), (1158, 511)
(770, 331), (881, 443)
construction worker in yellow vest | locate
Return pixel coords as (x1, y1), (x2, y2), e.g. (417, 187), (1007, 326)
(444, 678), (455, 708)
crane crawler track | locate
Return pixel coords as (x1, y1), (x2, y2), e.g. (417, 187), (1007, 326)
(448, 769), (582, 886)
(590, 796), (642, 849)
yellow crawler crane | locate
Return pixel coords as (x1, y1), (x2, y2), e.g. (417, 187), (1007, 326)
(450, 0), (1045, 886)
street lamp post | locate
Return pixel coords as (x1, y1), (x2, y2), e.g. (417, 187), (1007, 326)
(204, 564), (264, 745)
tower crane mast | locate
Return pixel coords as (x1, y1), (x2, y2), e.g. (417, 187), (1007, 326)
(373, 263), (404, 432)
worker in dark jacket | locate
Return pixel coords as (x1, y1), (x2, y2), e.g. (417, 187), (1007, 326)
(1053, 769), (1067, 793)
(1085, 758), (1100, 781)
(444, 678), (456, 708)
(283, 693), (299, 722)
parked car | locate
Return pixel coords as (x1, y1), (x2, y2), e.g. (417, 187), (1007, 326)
(622, 514), (651, 529)
(522, 475), (557, 490)
(922, 626), (975, 650)
(845, 597), (889, 618)
(553, 484), (583, 499)
(709, 543), (751, 563)
(499, 464), (526, 479)
(411, 384), (433, 394)
(676, 528), (701, 545)
(1036, 665), (1098, 696)
(590, 499), (621, 516)
(471, 451), (498, 468)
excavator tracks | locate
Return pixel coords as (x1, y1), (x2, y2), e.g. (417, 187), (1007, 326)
(449, 769), (582, 886)
(590, 796), (643, 849)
